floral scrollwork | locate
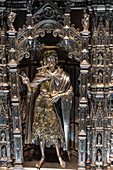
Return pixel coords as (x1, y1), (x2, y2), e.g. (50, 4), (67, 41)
(34, 29), (45, 38)
(53, 29), (63, 38)
(18, 50), (30, 62)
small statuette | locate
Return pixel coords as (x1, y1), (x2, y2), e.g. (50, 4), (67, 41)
(82, 13), (89, 32)
(7, 11), (16, 31)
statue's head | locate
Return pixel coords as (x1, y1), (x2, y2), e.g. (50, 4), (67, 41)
(43, 50), (58, 71)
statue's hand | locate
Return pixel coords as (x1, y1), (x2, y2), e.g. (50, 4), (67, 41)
(50, 94), (60, 103)
(19, 72), (31, 93)
(19, 72), (30, 85)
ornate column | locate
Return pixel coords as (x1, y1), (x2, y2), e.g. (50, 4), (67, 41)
(78, 13), (90, 169)
(87, 5), (112, 168)
(110, 87), (113, 168)
(26, 13), (33, 46)
(63, 11), (72, 152)
(0, 28), (12, 168)
(64, 13), (70, 51)
(109, 23), (113, 169)
(7, 12), (23, 169)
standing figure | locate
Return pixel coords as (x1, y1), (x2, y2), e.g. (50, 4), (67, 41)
(7, 12), (16, 31)
(97, 133), (102, 145)
(97, 150), (102, 162)
(98, 71), (103, 84)
(21, 49), (73, 168)
(82, 13), (89, 31)
(98, 53), (103, 65)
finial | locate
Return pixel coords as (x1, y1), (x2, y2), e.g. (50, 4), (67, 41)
(65, 0), (71, 13)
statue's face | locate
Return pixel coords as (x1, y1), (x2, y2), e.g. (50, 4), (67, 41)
(46, 53), (57, 71)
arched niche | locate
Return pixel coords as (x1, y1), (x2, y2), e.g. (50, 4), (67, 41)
(10, 1), (82, 165)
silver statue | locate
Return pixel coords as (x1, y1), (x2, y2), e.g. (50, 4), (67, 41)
(82, 13), (89, 31)
(20, 49), (73, 168)
(97, 150), (102, 162)
(7, 11), (16, 31)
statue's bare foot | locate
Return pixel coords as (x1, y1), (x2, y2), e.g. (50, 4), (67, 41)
(68, 151), (71, 160)
(36, 157), (45, 168)
(58, 156), (66, 168)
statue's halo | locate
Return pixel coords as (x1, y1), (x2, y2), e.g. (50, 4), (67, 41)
(38, 46), (60, 49)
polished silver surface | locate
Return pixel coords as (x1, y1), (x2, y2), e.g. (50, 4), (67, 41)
(1, 0), (113, 169)
(21, 50), (73, 168)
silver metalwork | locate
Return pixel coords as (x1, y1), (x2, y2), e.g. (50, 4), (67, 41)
(0, 1), (86, 169)
(7, 12), (16, 31)
(82, 13), (89, 32)
(20, 50), (73, 168)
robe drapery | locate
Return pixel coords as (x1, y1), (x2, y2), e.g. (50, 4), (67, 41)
(25, 67), (73, 151)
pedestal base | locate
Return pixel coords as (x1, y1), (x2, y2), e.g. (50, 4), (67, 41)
(0, 168), (77, 170)
(24, 161), (77, 169)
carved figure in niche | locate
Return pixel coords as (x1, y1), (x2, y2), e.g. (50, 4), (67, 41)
(7, 12), (16, 31)
(97, 116), (102, 127)
(82, 13), (89, 31)
(1, 145), (6, 158)
(20, 49), (73, 168)
(98, 53), (103, 65)
(97, 133), (102, 145)
(1, 130), (5, 141)
(96, 149), (102, 162)
(98, 71), (103, 84)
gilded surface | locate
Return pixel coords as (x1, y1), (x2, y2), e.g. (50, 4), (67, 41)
(30, 64), (73, 144)
(20, 50), (73, 168)
(32, 79), (64, 144)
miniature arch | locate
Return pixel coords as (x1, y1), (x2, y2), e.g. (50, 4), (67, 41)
(33, 19), (63, 39)
(98, 69), (103, 76)
(17, 10), (81, 63)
